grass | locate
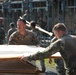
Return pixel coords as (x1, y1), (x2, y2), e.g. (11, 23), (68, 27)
(36, 58), (56, 71)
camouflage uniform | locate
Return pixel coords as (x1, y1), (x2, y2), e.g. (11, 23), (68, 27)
(8, 29), (39, 45)
(31, 29), (41, 38)
(7, 28), (16, 40)
(26, 34), (76, 75)
(31, 29), (42, 45)
(31, 29), (46, 72)
(0, 26), (5, 44)
(51, 37), (65, 75)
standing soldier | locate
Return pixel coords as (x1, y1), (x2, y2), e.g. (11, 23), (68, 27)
(7, 22), (16, 41)
(22, 23), (76, 75)
(0, 17), (5, 44)
(0, 17), (4, 28)
(30, 21), (46, 72)
(30, 21), (41, 39)
(8, 18), (39, 45)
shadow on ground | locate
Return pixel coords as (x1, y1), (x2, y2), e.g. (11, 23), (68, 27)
(45, 71), (57, 75)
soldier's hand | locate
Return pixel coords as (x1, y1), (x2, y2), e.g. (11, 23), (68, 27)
(21, 56), (28, 62)
(21, 56), (35, 66)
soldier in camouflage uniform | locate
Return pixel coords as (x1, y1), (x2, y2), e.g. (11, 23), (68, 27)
(30, 21), (41, 38)
(49, 37), (66, 75)
(30, 21), (46, 72)
(0, 27), (5, 44)
(22, 23), (76, 75)
(8, 18), (39, 45)
(0, 17), (5, 44)
(7, 22), (16, 40)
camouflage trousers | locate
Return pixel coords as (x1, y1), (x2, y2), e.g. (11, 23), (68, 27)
(56, 66), (66, 75)
(66, 68), (76, 75)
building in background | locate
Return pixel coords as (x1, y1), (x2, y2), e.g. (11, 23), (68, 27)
(0, 0), (75, 34)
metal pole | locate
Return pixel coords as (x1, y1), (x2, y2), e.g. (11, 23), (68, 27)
(62, 0), (65, 23)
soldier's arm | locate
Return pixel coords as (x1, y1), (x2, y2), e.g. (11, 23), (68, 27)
(51, 37), (57, 43)
(25, 40), (63, 61)
(8, 33), (17, 45)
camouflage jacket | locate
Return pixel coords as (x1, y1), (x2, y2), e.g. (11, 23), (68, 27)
(0, 27), (5, 44)
(8, 30), (39, 45)
(27, 34), (76, 69)
(31, 29), (41, 37)
(7, 28), (16, 40)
